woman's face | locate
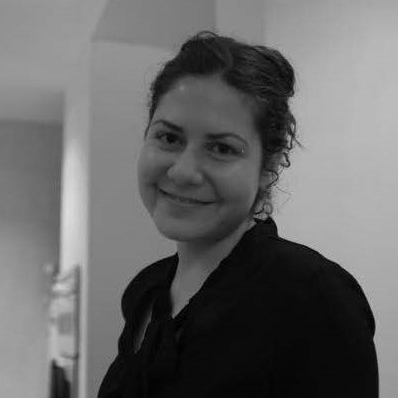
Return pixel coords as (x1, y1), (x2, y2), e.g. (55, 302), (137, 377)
(137, 74), (264, 244)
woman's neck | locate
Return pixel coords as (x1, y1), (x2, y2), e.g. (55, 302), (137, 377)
(175, 218), (256, 280)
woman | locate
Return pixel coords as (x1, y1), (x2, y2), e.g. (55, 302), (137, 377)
(98, 31), (378, 397)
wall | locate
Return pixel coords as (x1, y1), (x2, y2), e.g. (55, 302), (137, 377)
(263, 1), (398, 396)
(94, 0), (215, 48)
(0, 121), (62, 398)
(61, 43), (92, 398)
(216, 0), (265, 41)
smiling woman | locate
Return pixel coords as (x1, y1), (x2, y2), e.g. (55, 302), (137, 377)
(137, 73), (264, 246)
(98, 31), (378, 398)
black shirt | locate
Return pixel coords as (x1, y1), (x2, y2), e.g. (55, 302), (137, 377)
(98, 217), (378, 397)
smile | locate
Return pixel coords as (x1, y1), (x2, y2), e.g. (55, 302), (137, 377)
(159, 189), (213, 206)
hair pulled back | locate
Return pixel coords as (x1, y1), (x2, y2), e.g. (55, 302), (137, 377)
(147, 31), (299, 218)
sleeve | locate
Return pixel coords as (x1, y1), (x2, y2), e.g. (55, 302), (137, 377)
(97, 274), (142, 398)
(96, 323), (130, 398)
(97, 263), (158, 398)
(271, 263), (379, 398)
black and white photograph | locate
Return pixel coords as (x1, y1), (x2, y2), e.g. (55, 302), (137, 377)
(0, 1), (396, 397)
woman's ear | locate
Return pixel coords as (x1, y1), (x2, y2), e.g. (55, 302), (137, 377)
(259, 172), (271, 189)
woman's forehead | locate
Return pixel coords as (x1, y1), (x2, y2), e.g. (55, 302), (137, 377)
(165, 75), (251, 106)
(153, 75), (257, 133)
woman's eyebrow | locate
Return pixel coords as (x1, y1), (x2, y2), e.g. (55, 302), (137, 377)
(151, 119), (183, 132)
(152, 119), (248, 146)
(206, 133), (248, 146)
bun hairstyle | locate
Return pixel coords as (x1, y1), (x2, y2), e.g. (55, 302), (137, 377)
(147, 31), (300, 218)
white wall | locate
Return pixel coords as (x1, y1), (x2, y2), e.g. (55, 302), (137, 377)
(61, 47), (91, 277)
(216, 0), (265, 41)
(94, 0), (215, 48)
(61, 44), (92, 398)
(263, 1), (398, 396)
(0, 121), (62, 398)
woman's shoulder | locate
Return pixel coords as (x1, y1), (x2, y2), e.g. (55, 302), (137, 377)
(252, 218), (342, 281)
(264, 233), (354, 284)
(262, 234), (376, 337)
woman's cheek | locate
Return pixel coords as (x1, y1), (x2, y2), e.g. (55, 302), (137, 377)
(138, 147), (157, 180)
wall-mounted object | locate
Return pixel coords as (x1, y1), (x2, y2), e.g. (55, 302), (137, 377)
(48, 265), (80, 398)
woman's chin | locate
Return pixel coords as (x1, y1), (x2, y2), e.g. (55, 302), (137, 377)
(153, 216), (203, 242)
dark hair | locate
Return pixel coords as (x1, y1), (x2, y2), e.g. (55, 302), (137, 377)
(146, 31), (300, 218)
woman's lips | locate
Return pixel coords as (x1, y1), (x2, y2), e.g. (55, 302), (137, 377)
(159, 189), (213, 205)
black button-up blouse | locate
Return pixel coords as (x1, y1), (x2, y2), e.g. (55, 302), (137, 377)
(98, 218), (378, 397)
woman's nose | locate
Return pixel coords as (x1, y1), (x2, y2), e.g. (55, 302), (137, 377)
(166, 150), (203, 186)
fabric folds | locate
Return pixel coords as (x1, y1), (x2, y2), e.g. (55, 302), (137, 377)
(130, 253), (185, 397)
(139, 288), (179, 395)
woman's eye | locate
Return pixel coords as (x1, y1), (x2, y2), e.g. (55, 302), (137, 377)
(152, 132), (242, 157)
(209, 142), (241, 156)
(155, 132), (181, 146)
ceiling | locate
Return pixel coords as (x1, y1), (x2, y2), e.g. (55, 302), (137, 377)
(0, 0), (108, 123)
